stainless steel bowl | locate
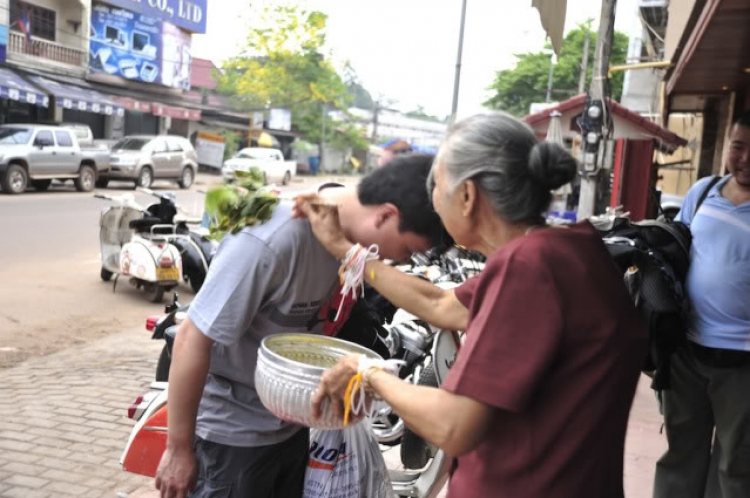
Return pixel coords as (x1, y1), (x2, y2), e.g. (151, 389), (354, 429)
(255, 333), (383, 429)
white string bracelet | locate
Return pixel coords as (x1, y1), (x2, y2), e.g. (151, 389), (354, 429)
(334, 243), (380, 322)
(347, 355), (405, 421)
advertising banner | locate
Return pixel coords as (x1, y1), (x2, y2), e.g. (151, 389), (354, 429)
(195, 132), (226, 169)
(268, 108), (292, 132)
(161, 21), (192, 90)
(90, 4), (163, 85)
(102, 0), (207, 34)
(0, 24), (8, 63)
(90, 3), (191, 90)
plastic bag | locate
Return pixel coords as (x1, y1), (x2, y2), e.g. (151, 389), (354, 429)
(304, 423), (394, 498)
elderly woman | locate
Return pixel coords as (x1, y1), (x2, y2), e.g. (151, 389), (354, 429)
(296, 113), (648, 498)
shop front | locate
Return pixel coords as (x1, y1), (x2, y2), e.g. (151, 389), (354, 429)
(152, 102), (201, 136)
(27, 75), (123, 139)
(0, 67), (49, 125)
(83, 0), (206, 139)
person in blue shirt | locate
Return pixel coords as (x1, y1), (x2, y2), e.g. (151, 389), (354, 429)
(654, 111), (750, 498)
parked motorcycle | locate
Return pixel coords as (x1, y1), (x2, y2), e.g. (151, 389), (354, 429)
(96, 192), (184, 303)
(145, 292), (186, 382)
(121, 246), (485, 497)
(137, 188), (218, 294)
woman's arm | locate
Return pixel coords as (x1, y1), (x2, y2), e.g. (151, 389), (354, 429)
(294, 196), (469, 331)
(369, 369), (494, 457)
(312, 356), (494, 457)
(364, 260), (469, 331)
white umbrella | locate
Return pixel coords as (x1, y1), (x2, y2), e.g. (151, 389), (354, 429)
(545, 110), (564, 146)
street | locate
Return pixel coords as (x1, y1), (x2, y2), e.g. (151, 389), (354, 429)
(0, 174), (349, 369)
(0, 173), (667, 498)
(0, 178), (208, 369)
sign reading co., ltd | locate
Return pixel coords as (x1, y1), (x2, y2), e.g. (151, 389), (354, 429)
(102, 0), (207, 34)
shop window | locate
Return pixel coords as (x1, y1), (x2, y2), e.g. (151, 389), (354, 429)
(10, 0), (57, 42)
(55, 131), (73, 147)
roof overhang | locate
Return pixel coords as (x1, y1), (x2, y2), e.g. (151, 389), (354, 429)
(523, 94), (687, 152)
(666, 0), (750, 96)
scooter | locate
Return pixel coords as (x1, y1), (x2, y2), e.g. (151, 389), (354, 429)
(95, 192), (184, 303)
(137, 188), (218, 293)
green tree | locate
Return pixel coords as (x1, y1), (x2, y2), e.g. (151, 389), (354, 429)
(216, 5), (363, 148)
(484, 25), (629, 117)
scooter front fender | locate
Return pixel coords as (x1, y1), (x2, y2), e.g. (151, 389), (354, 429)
(121, 387), (169, 477)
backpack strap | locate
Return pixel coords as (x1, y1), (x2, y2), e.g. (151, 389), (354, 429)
(693, 176), (722, 218)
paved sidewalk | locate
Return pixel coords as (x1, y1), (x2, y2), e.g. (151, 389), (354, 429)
(0, 324), (669, 498)
(0, 327), (162, 498)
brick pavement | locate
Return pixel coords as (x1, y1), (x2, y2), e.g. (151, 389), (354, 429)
(1, 325), (669, 498)
(0, 327), (162, 498)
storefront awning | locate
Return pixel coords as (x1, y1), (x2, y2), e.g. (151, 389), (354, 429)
(29, 75), (123, 116)
(152, 103), (202, 121)
(86, 80), (202, 122)
(201, 118), (248, 132)
(0, 68), (49, 108)
(112, 97), (153, 114)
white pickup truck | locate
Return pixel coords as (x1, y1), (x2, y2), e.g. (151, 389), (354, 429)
(221, 148), (297, 186)
(0, 124), (109, 194)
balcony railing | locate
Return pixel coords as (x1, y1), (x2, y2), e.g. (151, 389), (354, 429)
(8, 31), (87, 67)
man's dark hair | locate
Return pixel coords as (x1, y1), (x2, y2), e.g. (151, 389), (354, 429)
(358, 154), (451, 249)
(734, 110), (750, 129)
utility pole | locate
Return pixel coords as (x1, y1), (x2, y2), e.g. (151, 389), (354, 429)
(545, 56), (556, 103)
(320, 102), (327, 171)
(577, 0), (616, 220)
(450, 0), (468, 124)
(371, 100), (380, 143)
(578, 29), (591, 94)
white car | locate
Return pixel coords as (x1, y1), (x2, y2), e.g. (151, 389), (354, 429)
(222, 148), (297, 186)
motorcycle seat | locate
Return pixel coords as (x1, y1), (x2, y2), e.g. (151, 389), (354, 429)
(130, 217), (174, 234)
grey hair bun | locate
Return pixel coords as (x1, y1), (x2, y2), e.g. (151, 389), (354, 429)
(528, 141), (578, 190)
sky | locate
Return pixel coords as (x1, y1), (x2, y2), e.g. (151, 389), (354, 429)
(192, 0), (640, 119)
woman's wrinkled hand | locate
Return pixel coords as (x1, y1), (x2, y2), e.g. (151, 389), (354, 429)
(311, 355), (360, 422)
(293, 194), (353, 260)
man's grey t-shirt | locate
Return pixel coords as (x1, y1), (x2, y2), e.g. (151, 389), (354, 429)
(187, 201), (340, 447)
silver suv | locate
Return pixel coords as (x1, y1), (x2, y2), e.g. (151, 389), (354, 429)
(0, 124), (108, 195)
(100, 135), (198, 189)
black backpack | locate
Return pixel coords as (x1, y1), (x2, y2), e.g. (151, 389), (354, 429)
(597, 177), (720, 390)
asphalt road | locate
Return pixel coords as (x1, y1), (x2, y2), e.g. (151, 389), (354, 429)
(0, 173), (356, 369)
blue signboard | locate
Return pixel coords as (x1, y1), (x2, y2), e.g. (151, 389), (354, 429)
(102, 0), (206, 34)
(0, 24), (8, 63)
(90, 4), (163, 85)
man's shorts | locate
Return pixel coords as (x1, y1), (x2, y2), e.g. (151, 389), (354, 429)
(190, 428), (310, 498)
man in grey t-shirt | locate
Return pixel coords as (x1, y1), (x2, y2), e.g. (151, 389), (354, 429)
(155, 155), (447, 498)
